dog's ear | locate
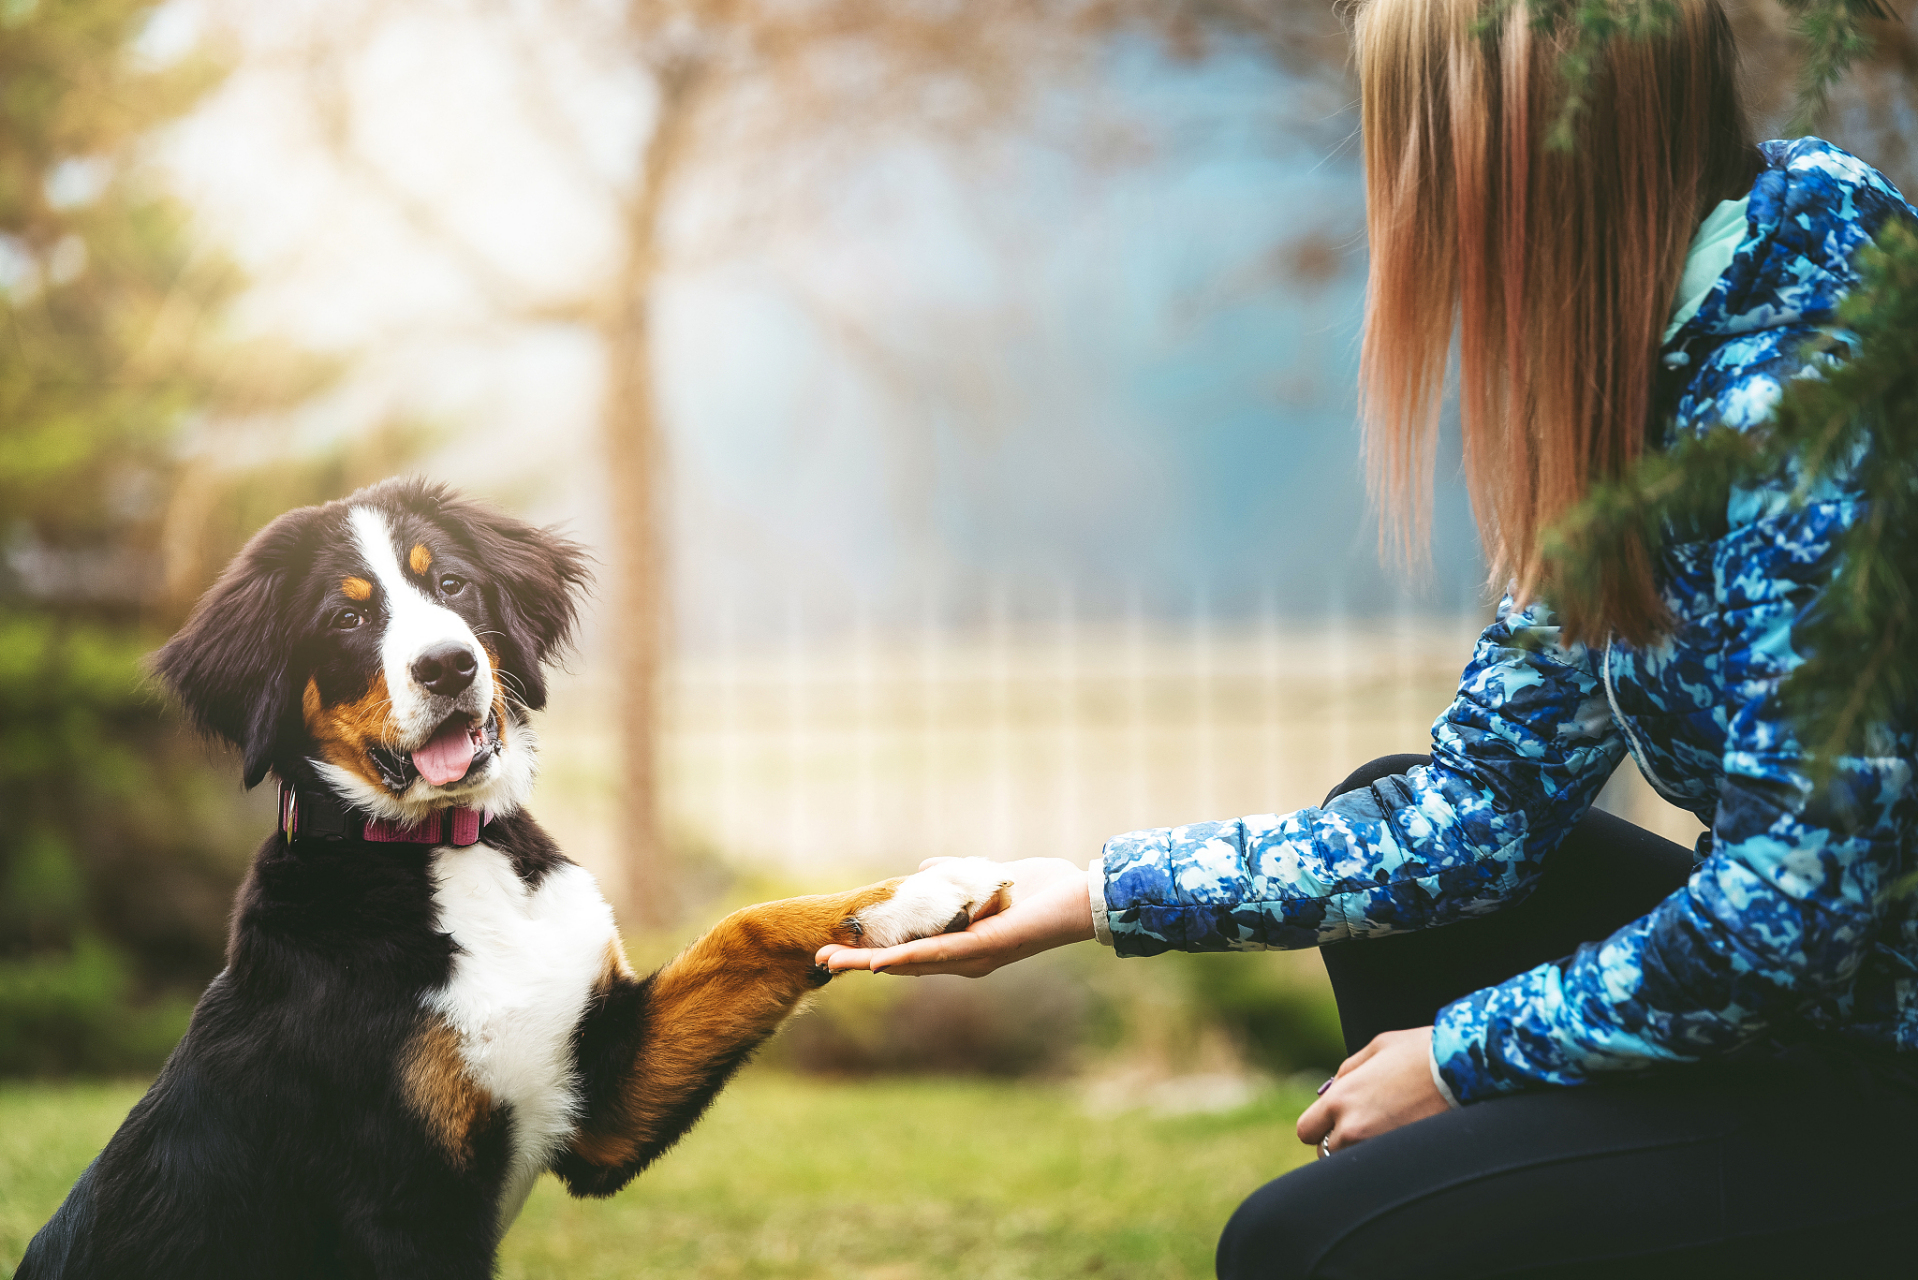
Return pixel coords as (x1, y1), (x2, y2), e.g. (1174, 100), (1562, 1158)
(418, 487), (592, 712)
(153, 506), (323, 789)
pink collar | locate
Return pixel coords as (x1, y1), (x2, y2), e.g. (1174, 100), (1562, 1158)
(278, 782), (491, 847)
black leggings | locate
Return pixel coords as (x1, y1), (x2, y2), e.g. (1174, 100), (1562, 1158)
(1215, 755), (1918, 1280)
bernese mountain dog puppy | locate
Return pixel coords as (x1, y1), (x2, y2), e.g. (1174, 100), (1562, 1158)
(18, 478), (1008, 1280)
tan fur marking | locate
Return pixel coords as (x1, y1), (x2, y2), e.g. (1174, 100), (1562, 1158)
(409, 543), (433, 575)
(401, 1017), (493, 1168)
(567, 881), (903, 1170)
(481, 643), (512, 748)
(303, 674), (395, 790)
(571, 1127), (640, 1168)
(341, 576), (372, 601)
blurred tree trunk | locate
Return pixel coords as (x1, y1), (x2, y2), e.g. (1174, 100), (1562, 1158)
(600, 50), (711, 927)
(601, 288), (669, 926)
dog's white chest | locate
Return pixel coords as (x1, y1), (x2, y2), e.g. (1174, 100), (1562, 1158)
(425, 844), (615, 1224)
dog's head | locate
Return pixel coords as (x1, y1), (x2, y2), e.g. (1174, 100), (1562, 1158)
(155, 478), (591, 821)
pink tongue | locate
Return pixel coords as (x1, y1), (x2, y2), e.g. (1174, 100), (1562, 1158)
(412, 721), (477, 787)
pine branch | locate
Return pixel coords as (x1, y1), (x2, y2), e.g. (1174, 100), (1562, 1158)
(1766, 222), (1918, 762)
(1777, 0), (1896, 133)
(1522, 0), (1891, 150)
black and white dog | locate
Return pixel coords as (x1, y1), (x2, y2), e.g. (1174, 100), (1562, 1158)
(20, 478), (1006, 1279)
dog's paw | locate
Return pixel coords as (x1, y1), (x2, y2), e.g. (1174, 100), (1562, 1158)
(847, 859), (1013, 949)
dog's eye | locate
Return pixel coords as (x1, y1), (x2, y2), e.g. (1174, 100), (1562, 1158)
(438, 574), (466, 596)
(332, 608), (365, 631)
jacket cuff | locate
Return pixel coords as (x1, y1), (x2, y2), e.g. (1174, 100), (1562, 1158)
(1428, 1039), (1461, 1110)
(1088, 854), (1113, 947)
(1432, 989), (1525, 1105)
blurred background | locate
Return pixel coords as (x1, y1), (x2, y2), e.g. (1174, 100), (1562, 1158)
(4, 0), (1916, 1273)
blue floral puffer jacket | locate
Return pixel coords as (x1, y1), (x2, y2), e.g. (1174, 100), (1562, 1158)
(1093, 138), (1918, 1105)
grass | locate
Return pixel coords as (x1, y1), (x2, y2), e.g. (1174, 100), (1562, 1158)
(1, 1065), (1318, 1279)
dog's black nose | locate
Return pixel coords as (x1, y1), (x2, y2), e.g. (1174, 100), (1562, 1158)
(411, 643), (478, 697)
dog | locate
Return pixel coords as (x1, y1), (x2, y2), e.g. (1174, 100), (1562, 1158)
(18, 478), (1008, 1279)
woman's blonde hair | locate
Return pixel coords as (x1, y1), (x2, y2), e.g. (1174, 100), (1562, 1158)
(1356, 0), (1756, 643)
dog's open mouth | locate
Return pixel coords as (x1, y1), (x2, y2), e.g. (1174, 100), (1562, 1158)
(367, 714), (501, 793)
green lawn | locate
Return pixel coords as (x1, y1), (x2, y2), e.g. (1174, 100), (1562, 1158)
(1, 1067), (1316, 1278)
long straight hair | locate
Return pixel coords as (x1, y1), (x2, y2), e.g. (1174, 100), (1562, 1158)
(1356, 0), (1757, 643)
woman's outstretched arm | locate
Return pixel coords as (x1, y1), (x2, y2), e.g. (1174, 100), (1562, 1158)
(1096, 598), (1628, 958)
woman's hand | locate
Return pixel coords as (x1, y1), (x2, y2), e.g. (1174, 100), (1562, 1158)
(817, 856), (1093, 977)
(1296, 1027), (1451, 1155)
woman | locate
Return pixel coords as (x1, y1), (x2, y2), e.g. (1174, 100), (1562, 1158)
(822, 0), (1917, 1274)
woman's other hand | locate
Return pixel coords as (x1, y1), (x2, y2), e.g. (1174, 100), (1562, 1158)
(1296, 1027), (1450, 1155)
(816, 856), (1093, 977)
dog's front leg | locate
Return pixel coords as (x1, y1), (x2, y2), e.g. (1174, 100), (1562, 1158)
(554, 859), (1011, 1197)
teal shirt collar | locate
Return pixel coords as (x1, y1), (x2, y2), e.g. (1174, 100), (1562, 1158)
(1661, 195), (1750, 343)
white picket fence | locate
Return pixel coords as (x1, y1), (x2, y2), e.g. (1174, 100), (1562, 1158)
(537, 606), (1709, 906)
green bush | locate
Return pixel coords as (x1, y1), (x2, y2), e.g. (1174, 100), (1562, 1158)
(0, 934), (194, 1076)
(1161, 951), (1346, 1077)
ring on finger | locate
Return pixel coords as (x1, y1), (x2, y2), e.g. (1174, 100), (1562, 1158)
(1318, 1134), (1333, 1159)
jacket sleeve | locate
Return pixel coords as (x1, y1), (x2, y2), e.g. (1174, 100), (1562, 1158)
(1096, 598), (1628, 957)
(1431, 451), (1912, 1103)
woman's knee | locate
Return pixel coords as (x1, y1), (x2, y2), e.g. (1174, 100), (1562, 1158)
(1215, 1171), (1339, 1280)
(1321, 754), (1430, 806)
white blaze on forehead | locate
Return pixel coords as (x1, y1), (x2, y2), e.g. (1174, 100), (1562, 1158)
(347, 506), (493, 747)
